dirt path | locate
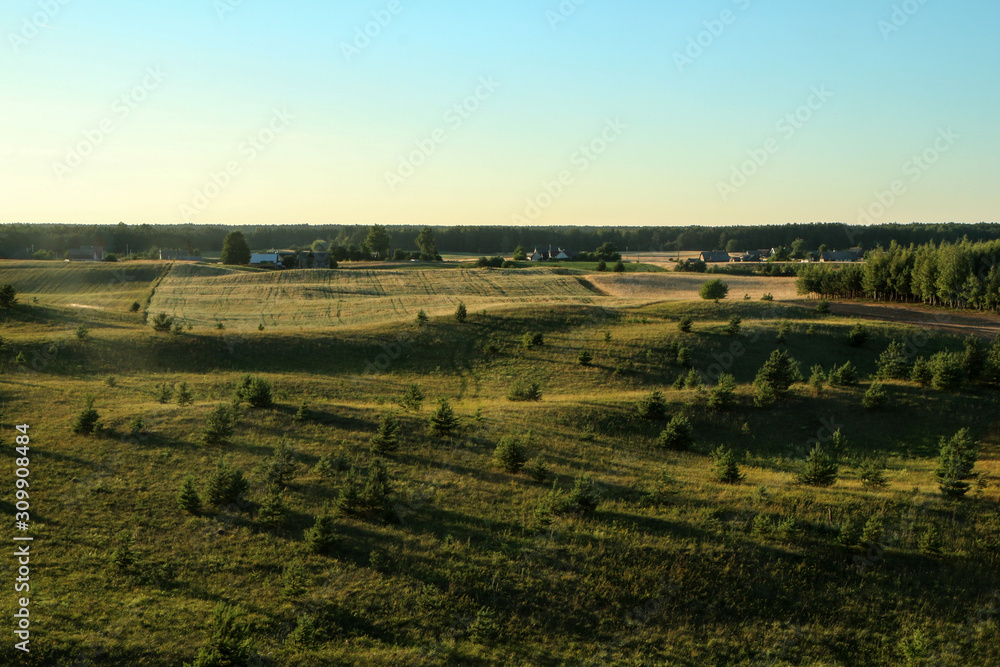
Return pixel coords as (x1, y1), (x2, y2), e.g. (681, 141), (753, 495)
(786, 300), (1000, 339)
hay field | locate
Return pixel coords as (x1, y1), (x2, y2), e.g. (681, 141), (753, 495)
(587, 271), (801, 301)
(0, 261), (167, 311)
(148, 264), (606, 329)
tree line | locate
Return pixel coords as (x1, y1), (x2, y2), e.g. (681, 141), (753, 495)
(797, 238), (1000, 310)
(3, 221), (999, 259)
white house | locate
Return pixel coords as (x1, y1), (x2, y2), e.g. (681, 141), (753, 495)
(250, 253), (282, 267)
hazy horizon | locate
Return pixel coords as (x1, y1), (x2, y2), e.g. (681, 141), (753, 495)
(3, 1), (998, 228)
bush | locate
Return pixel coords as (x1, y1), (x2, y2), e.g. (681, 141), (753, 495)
(710, 446), (744, 484)
(613, 260), (626, 273)
(455, 302), (467, 322)
(760, 293), (774, 302)
(359, 458), (392, 514)
(507, 381), (542, 402)
(577, 349), (593, 366)
(203, 404), (237, 446)
(657, 416), (693, 451)
(684, 369), (700, 389)
(178, 476), (202, 514)
(753, 381), (777, 408)
(859, 459), (889, 490)
(723, 315), (742, 336)
(677, 316), (693, 333)
(305, 514), (337, 554)
(862, 381), (888, 409)
(493, 436), (528, 473)
(828, 361), (858, 386)
(75, 324), (89, 341)
(206, 459), (249, 507)
(370, 413), (401, 455)
(401, 384), (424, 410)
(0, 284), (18, 308)
(962, 335), (984, 380)
(595, 260), (607, 272)
(798, 444), (838, 487)
(564, 476), (600, 515)
(71, 395), (100, 435)
(151, 312), (175, 332)
(429, 399), (459, 437)
(522, 331), (545, 349)
(637, 390), (668, 420)
(415, 310), (428, 326)
(176, 382), (194, 406)
(838, 518), (863, 547)
(156, 382), (174, 404)
(293, 400), (309, 422)
(910, 357), (932, 386)
(929, 351), (964, 392)
(707, 373), (737, 410)
(256, 486), (288, 528)
(815, 299), (831, 314)
(526, 456), (550, 483)
(809, 364), (826, 391)
(754, 349), (800, 395)
(861, 516), (884, 544)
(876, 340), (910, 380)
(130, 301), (141, 312)
(699, 279), (729, 302)
(848, 324), (868, 347)
(235, 375), (273, 408)
(935, 428), (979, 498)
(263, 445), (299, 488)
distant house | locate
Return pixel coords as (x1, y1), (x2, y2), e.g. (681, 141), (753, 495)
(820, 250), (861, 263)
(250, 253), (283, 268)
(730, 251), (762, 262)
(757, 249), (774, 259)
(67, 246), (104, 262)
(529, 248), (549, 261)
(159, 249), (202, 262)
(298, 252), (331, 269)
(700, 251), (731, 263)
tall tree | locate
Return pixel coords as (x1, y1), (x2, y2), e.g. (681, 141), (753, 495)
(366, 225), (392, 260)
(416, 227), (438, 258)
(220, 231), (251, 265)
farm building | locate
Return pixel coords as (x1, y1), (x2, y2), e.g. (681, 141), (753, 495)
(530, 247), (576, 261)
(700, 251), (731, 263)
(66, 246), (104, 262)
(250, 253), (283, 268)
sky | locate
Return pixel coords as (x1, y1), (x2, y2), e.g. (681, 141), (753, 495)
(1, 0), (998, 228)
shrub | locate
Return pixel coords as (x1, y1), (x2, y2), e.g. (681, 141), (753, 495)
(876, 340), (910, 380)
(935, 428), (979, 498)
(493, 436), (528, 473)
(798, 444), (838, 487)
(313, 454), (335, 478)
(753, 381), (777, 408)
(699, 279), (729, 302)
(522, 331), (545, 349)
(929, 351), (964, 392)
(677, 316), (693, 333)
(754, 349), (800, 395)
(75, 324), (89, 341)
(429, 399), (459, 437)
(0, 284), (18, 308)
(861, 516), (884, 544)
(862, 382), (888, 409)
(564, 476), (600, 515)
(293, 400), (309, 422)
(684, 369), (700, 389)
(156, 382), (174, 404)
(760, 293), (774, 302)
(710, 446), (744, 484)
(910, 357), (932, 386)
(263, 445), (299, 488)
(676, 346), (691, 367)
(176, 382), (194, 406)
(370, 413), (401, 455)
(415, 310), (428, 326)
(657, 416), (693, 451)
(962, 335), (984, 380)
(178, 476), (202, 514)
(809, 364), (826, 391)
(130, 301), (141, 312)
(468, 607), (501, 644)
(723, 315), (742, 336)
(401, 384), (424, 410)
(206, 459), (249, 507)
(815, 299), (831, 314)
(526, 456), (550, 483)
(918, 524), (942, 555)
(507, 381), (542, 402)
(71, 395), (100, 435)
(848, 324), (868, 347)
(637, 390), (668, 420)
(256, 486), (288, 528)
(203, 404), (237, 446)
(707, 373), (737, 410)
(235, 375), (273, 408)
(359, 458), (392, 514)
(455, 302), (467, 323)
(595, 260), (607, 272)
(151, 312), (174, 332)
(613, 260), (626, 273)
(859, 459), (889, 490)
(838, 518), (863, 547)
(828, 361), (858, 386)
(305, 514), (337, 554)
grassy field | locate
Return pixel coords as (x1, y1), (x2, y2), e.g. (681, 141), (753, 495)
(1, 260), (998, 665)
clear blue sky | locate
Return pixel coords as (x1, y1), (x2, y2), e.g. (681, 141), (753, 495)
(2, 0), (997, 227)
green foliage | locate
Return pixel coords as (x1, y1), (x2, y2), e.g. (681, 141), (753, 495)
(522, 331), (545, 349)
(359, 458), (392, 515)
(468, 607), (501, 644)
(962, 335), (984, 380)
(684, 368), (700, 389)
(595, 260), (607, 272)
(175, 381), (194, 406)
(401, 384), (424, 410)
(707, 373), (736, 410)
(848, 323), (868, 347)
(929, 351), (965, 392)
(256, 486), (288, 528)
(754, 349), (800, 395)
(577, 348), (593, 366)
(910, 357), (932, 386)
(677, 316), (694, 333)
(178, 476), (202, 514)
(262, 444), (299, 488)
(723, 315), (742, 336)
(710, 446), (744, 484)
(0, 284), (18, 308)
(657, 416), (693, 451)
(220, 231), (251, 265)
(112, 532), (136, 573)
(366, 224), (393, 260)
(512, 245), (528, 261)
(761, 293), (774, 302)
(156, 382), (174, 404)
(699, 278), (730, 302)
(861, 516), (884, 545)
(293, 400), (309, 422)
(75, 324), (89, 341)
(838, 517), (863, 547)
(986, 335), (1000, 384)
(526, 456), (550, 483)
(151, 312), (174, 332)
(613, 260), (626, 273)
(918, 524), (942, 555)
(71, 395), (100, 435)
(876, 340), (910, 380)
(235, 375), (273, 408)
(455, 302), (467, 323)
(415, 309), (428, 326)
(429, 399), (458, 437)
(935, 428), (979, 498)
(130, 300), (141, 312)
(313, 454), (336, 478)
(798, 444), (838, 487)
(753, 380), (777, 408)
(828, 361), (858, 386)
(637, 390), (668, 420)
(815, 299), (830, 314)
(203, 404), (237, 446)
(493, 436), (528, 473)
(862, 381), (888, 409)
(809, 364), (826, 391)
(507, 381), (542, 402)
(859, 459), (889, 490)
(206, 459), (249, 507)
(370, 413), (401, 455)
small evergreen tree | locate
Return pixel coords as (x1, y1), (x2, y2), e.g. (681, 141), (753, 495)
(637, 390), (668, 420)
(798, 444), (838, 487)
(220, 231), (251, 265)
(677, 316), (694, 333)
(75, 324), (89, 341)
(415, 309), (429, 326)
(526, 456), (550, 483)
(613, 260), (626, 273)
(507, 381), (542, 402)
(809, 364), (826, 392)
(235, 375), (273, 408)
(815, 299), (830, 314)
(257, 486), (288, 528)
(263, 444), (299, 488)
(657, 416), (693, 451)
(910, 356), (932, 386)
(313, 454), (335, 478)
(178, 475), (202, 514)
(370, 413), (401, 455)
(293, 400), (309, 422)
(724, 315), (742, 336)
(206, 459), (249, 507)
(753, 380), (777, 408)
(710, 446), (744, 484)
(203, 404), (237, 446)
(848, 323), (868, 347)
(754, 349), (800, 395)
(859, 459), (889, 490)
(71, 395), (101, 435)
(493, 436), (528, 473)
(430, 399), (459, 436)
(112, 532), (136, 573)
(962, 335), (984, 380)
(707, 373), (736, 410)
(862, 381), (888, 409)
(929, 351), (964, 392)
(861, 516), (884, 544)
(684, 369), (700, 389)
(401, 384), (424, 410)
(156, 382), (174, 404)
(935, 428), (979, 498)
(455, 302), (467, 323)
(876, 340), (910, 379)
(577, 349), (593, 366)
(359, 458), (392, 514)
(564, 476), (600, 515)
(828, 361), (858, 386)
(596, 260), (607, 272)
(175, 381), (194, 406)
(838, 517), (863, 546)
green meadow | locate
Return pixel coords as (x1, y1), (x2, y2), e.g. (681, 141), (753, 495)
(0, 260), (998, 666)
